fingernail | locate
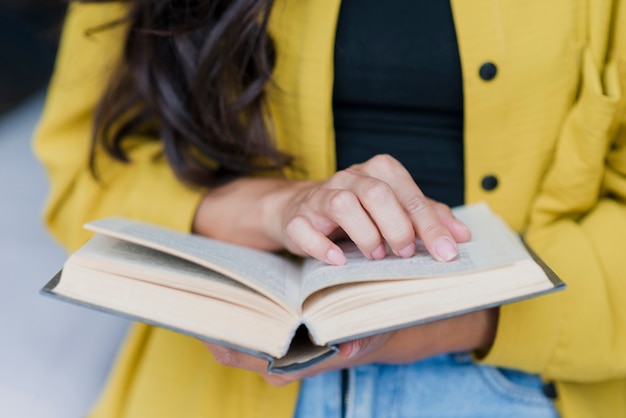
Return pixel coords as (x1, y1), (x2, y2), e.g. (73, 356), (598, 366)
(347, 341), (361, 359)
(371, 244), (387, 260)
(398, 242), (415, 258)
(326, 248), (346, 265)
(434, 237), (458, 262)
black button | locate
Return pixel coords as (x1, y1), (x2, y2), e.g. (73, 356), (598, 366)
(542, 382), (558, 400)
(479, 62), (498, 81)
(481, 175), (498, 191)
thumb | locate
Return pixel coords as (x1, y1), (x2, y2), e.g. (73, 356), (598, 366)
(337, 336), (379, 359)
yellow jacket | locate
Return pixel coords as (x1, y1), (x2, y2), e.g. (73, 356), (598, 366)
(34, 1), (626, 417)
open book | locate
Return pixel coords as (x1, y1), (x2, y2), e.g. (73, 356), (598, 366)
(42, 202), (564, 372)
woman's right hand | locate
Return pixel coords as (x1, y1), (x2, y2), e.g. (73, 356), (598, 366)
(193, 154), (471, 265)
(274, 154), (470, 264)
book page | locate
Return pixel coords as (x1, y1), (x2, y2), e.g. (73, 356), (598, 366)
(84, 218), (302, 311)
(73, 235), (253, 293)
(298, 202), (529, 301)
(68, 235), (293, 321)
(56, 262), (299, 358)
(302, 258), (556, 346)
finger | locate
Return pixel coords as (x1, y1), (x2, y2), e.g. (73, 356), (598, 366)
(429, 200), (472, 243)
(321, 188), (393, 260)
(203, 341), (269, 373)
(204, 341), (350, 386)
(337, 339), (364, 359)
(201, 341), (301, 386)
(327, 170), (417, 258)
(284, 215), (347, 265)
(335, 333), (391, 363)
(287, 186), (391, 262)
(354, 155), (459, 261)
(345, 176), (419, 258)
(401, 193), (459, 262)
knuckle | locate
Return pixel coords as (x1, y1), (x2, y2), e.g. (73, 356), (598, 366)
(368, 153), (398, 169)
(285, 215), (305, 235)
(306, 186), (326, 202)
(419, 221), (444, 241)
(403, 194), (430, 216)
(361, 180), (392, 204)
(329, 169), (353, 185)
(348, 154), (399, 174)
(403, 196), (451, 241)
(328, 189), (358, 214)
(284, 217), (317, 255)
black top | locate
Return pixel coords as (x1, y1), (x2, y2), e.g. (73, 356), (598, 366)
(333, 0), (465, 207)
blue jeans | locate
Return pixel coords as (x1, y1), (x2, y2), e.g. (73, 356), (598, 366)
(294, 353), (559, 418)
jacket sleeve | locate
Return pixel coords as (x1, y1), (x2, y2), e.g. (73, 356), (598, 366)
(33, 3), (204, 252)
(481, 0), (626, 386)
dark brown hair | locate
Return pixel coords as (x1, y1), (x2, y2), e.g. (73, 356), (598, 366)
(86, 0), (294, 186)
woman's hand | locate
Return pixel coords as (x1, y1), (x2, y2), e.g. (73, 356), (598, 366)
(275, 154), (470, 265)
(194, 154), (471, 265)
(194, 154), (488, 382)
(201, 308), (499, 386)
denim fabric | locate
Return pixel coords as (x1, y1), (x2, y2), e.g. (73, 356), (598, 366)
(294, 353), (559, 418)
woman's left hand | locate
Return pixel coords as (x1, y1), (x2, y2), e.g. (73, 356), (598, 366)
(201, 307), (498, 386)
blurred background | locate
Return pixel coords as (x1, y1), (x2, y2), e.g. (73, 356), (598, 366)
(0, 1), (130, 416)
(0, 0), (64, 113)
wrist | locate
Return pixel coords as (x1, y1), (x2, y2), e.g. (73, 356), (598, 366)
(192, 177), (307, 250)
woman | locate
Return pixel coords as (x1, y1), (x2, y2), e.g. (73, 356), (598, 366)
(34, 0), (626, 417)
